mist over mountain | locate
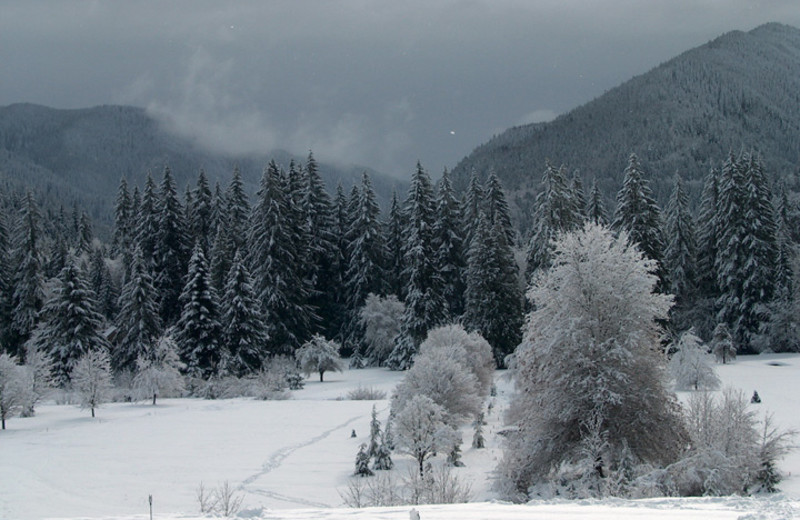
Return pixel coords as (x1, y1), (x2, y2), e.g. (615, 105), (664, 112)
(0, 103), (402, 231)
(451, 23), (800, 233)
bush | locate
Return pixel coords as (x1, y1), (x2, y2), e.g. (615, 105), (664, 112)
(346, 385), (387, 400)
(339, 464), (471, 507)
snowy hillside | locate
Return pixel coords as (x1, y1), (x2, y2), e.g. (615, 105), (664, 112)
(1, 356), (800, 519)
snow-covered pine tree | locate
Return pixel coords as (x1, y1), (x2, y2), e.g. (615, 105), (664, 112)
(220, 250), (268, 376)
(433, 169), (466, 319)
(0, 207), (13, 348)
(9, 192), (45, 357)
(225, 165), (251, 256)
(114, 247), (162, 373)
(77, 211), (93, 255)
(500, 223), (685, 498)
(248, 161), (313, 355)
(484, 170), (516, 247)
(153, 166), (190, 328)
(525, 161), (582, 279)
(664, 174), (697, 329)
(211, 181), (226, 237)
(189, 169), (215, 254)
(71, 348), (113, 418)
(612, 153), (667, 290)
(472, 412), (486, 449)
(460, 169), (484, 249)
(354, 443), (374, 477)
(368, 404), (382, 458)
(586, 178), (608, 226)
(175, 242), (223, 378)
(343, 172), (386, 356)
(389, 163), (446, 369)
(570, 174), (588, 221)
(373, 435), (394, 470)
(37, 257), (110, 387)
(384, 190), (406, 299)
(302, 152), (341, 340)
(135, 172), (160, 266)
(710, 322), (736, 364)
(112, 177), (132, 256)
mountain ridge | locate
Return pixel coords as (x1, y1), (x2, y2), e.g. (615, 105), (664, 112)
(451, 22), (800, 232)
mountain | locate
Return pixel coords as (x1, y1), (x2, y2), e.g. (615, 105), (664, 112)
(451, 23), (800, 233)
(0, 103), (402, 232)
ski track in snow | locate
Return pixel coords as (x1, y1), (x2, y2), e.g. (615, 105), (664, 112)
(239, 406), (387, 508)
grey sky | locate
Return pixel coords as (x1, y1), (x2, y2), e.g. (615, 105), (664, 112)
(2, 1), (799, 178)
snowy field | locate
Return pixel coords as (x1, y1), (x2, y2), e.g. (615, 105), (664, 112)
(2, 356), (800, 519)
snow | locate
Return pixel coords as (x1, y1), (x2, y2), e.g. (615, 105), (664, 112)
(1, 357), (800, 519)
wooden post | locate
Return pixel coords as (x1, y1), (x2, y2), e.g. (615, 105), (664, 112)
(149, 494), (153, 520)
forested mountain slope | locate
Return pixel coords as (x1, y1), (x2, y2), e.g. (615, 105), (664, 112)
(0, 103), (400, 231)
(451, 23), (800, 232)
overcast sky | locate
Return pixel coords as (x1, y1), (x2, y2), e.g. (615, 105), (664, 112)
(2, 1), (800, 178)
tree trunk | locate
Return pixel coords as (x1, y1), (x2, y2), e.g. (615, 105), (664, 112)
(418, 455), (425, 476)
(319, 370), (324, 382)
(1, 413), (5, 430)
(153, 393), (157, 406)
(91, 407), (95, 418)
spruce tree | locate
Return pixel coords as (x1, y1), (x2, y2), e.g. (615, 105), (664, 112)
(384, 190), (407, 299)
(112, 178), (132, 256)
(153, 166), (190, 327)
(612, 153), (667, 289)
(114, 248), (162, 373)
(136, 172), (160, 265)
(10, 192), (45, 356)
(38, 257), (110, 387)
(0, 208), (12, 348)
(248, 161), (312, 355)
(189, 169), (215, 253)
(220, 250), (268, 376)
(175, 243), (223, 378)
(664, 174), (698, 318)
(484, 169), (516, 247)
(433, 169), (466, 319)
(586, 178), (608, 226)
(461, 169), (484, 249)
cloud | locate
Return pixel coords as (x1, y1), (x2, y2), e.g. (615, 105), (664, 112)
(517, 109), (559, 126)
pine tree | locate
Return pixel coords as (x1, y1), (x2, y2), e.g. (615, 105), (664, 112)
(384, 190), (406, 299)
(0, 208), (13, 348)
(248, 161), (312, 355)
(136, 172), (160, 265)
(220, 250), (268, 376)
(526, 162), (582, 279)
(343, 173), (386, 354)
(694, 168), (721, 336)
(472, 412), (486, 449)
(175, 243), (223, 378)
(461, 169), (485, 249)
(78, 211), (93, 255)
(612, 153), (667, 289)
(189, 169), (214, 253)
(10, 192), (45, 357)
(114, 248), (162, 373)
(112, 177), (132, 255)
(664, 174), (697, 319)
(153, 167), (190, 328)
(354, 443), (374, 477)
(586, 178), (608, 226)
(37, 257), (110, 387)
(368, 404), (382, 458)
(433, 169), (466, 319)
(485, 169), (516, 247)
(226, 166), (251, 254)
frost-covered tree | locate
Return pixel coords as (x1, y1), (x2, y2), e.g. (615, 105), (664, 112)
(219, 250), (268, 376)
(134, 334), (185, 405)
(112, 177), (133, 256)
(392, 347), (482, 426)
(710, 322), (736, 364)
(0, 353), (26, 429)
(175, 243), (223, 378)
(295, 334), (344, 382)
(359, 293), (404, 367)
(114, 248), (162, 373)
(612, 153), (667, 289)
(71, 349), (113, 418)
(669, 328), (720, 391)
(368, 404), (382, 458)
(586, 178), (608, 226)
(394, 394), (458, 476)
(37, 257), (110, 387)
(500, 223), (685, 498)
(373, 434), (394, 470)
(417, 324), (494, 399)
(472, 412), (486, 449)
(354, 443), (374, 477)
(19, 342), (54, 416)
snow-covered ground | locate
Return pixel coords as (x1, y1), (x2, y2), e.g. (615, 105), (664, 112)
(1, 356), (799, 519)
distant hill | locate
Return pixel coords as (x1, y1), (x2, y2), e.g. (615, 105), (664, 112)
(451, 23), (800, 233)
(0, 103), (402, 232)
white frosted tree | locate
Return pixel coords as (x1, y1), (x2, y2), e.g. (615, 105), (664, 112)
(0, 353), (27, 429)
(669, 328), (720, 391)
(500, 223), (685, 498)
(394, 394), (459, 476)
(134, 334), (186, 405)
(71, 349), (114, 418)
(359, 293), (405, 367)
(295, 334), (344, 382)
(417, 324), (494, 399)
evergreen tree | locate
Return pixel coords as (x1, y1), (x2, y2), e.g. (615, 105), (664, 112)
(112, 178), (132, 255)
(484, 169), (516, 246)
(586, 178), (608, 226)
(37, 257), (110, 387)
(153, 166), (190, 327)
(570, 174), (588, 221)
(343, 173), (386, 353)
(384, 190), (406, 299)
(433, 169), (466, 319)
(354, 443), (374, 477)
(461, 169), (484, 249)
(248, 161), (312, 355)
(526, 162), (582, 279)
(390, 163), (446, 369)
(220, 250), (268, 376)
(189, 169), (215, 254)
(612, 153), (667, 289)
(9, 192), (45, 356)
(368, 404), (382, 458)
(78, 211), (93, 255)
(0, 208), (13, 348)
(114, 248), (162, 373)
(136, 172), (160, 265)
(695, 169), (721, 323)
(664, 174), (697, 316)
(175, 243), (223, 378)
(226, 166), (251, 254)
